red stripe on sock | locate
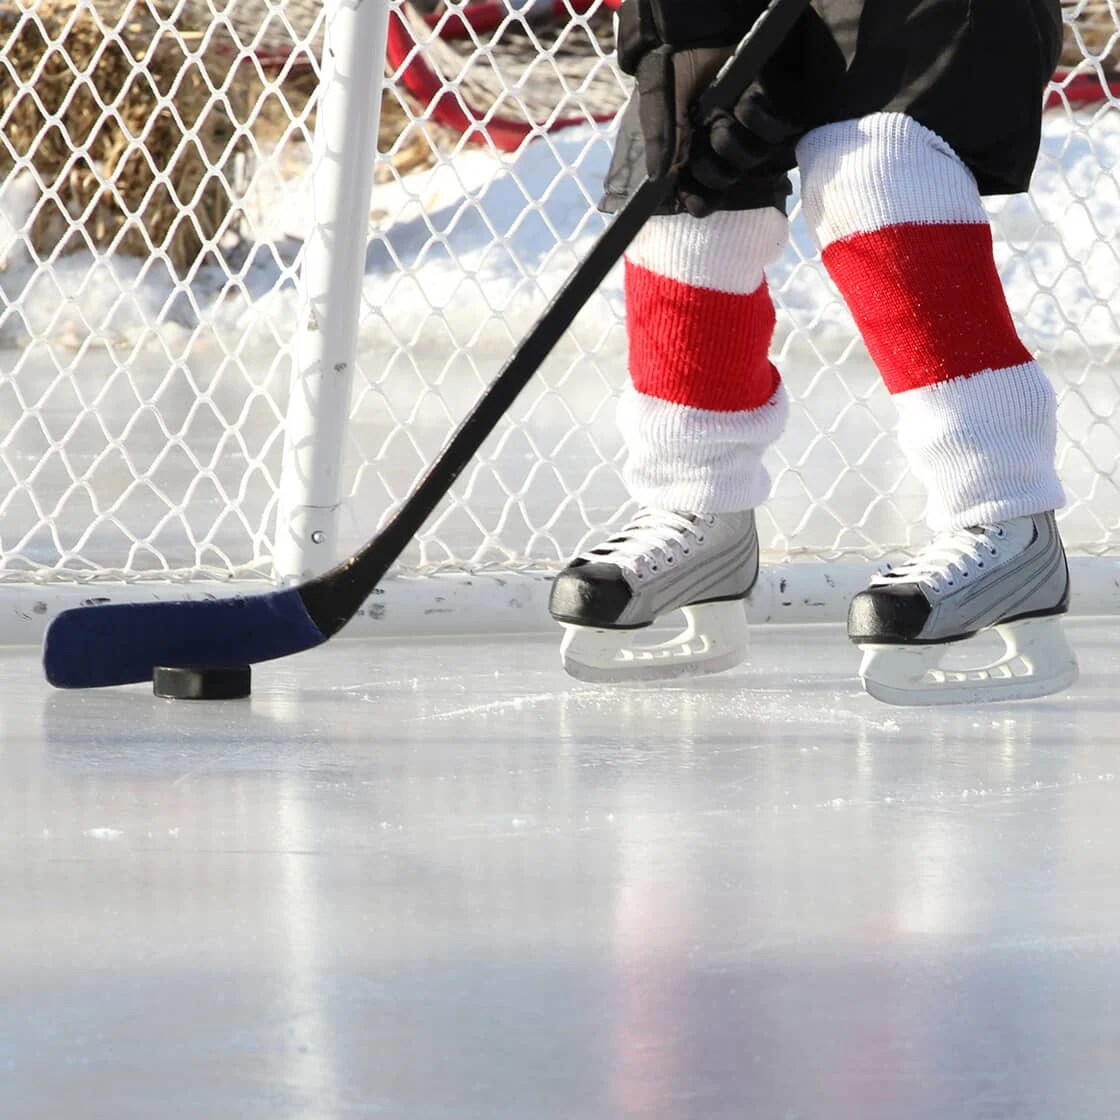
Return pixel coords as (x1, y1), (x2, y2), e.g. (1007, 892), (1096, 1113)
(821, 222), (1033, 394)
(625, 260), (780, 412)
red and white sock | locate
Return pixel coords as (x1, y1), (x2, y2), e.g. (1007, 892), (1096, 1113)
(796, 113), (1064, 531)
(620, 208), (790, 513)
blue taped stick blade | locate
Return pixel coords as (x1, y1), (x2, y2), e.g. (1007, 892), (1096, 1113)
(42, 589), (327, 688)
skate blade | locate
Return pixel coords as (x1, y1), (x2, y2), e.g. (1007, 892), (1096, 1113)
(857, 615), (1079, 707)
(559, 601), (749, 684)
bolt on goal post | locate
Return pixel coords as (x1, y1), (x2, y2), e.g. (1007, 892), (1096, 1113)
(273, 0), (391, 585)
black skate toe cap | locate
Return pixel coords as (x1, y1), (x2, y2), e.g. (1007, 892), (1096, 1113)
(549, 561), (633, 627)
(847, 585), (931, 643)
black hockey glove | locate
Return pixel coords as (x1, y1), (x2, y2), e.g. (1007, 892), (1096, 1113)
(616, 0), (749, 193)
(684, 86), (801, 213)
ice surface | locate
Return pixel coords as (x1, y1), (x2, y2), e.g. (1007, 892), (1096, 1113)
(3, 619), (1120, 1118)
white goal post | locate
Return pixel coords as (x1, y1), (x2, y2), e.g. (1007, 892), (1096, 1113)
(1, 0), (1119, 646)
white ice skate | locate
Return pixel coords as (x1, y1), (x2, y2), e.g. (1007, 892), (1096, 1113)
(548, 508), (758, 683)
(848, 512), (1078, 706)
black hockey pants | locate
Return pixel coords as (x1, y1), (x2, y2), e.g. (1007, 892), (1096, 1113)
(600, 0), (1064, 214)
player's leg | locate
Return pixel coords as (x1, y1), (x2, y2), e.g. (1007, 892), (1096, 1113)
(796, 111), (1076, 704)
(553, 0), (803, 684)
(548, 205), (790, 682)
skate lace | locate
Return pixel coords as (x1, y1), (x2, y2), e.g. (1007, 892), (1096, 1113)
(871, 525), (1006, 597)
(580, 509), (716, 581)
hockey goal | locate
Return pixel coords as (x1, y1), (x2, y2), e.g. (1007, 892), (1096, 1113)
(0, 0), (1118, 644)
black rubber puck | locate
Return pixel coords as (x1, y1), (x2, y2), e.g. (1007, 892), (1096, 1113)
(153, 665), (252, 700)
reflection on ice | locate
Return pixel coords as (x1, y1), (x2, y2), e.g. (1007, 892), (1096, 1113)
(1, 619), (1119, 1117)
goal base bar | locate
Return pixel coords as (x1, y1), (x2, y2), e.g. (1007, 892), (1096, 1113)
(10, 555), (1120, 652)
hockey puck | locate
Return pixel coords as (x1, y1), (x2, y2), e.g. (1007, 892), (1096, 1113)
(153, 664), (252, 700)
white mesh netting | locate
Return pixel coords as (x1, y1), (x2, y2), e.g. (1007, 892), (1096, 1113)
(0, 0), (1118, 607)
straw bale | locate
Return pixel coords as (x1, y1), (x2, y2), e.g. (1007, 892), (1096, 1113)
(0, 0), (254, 274)
(0, 0), (452, 275)
(1062, 0), (1119, 73)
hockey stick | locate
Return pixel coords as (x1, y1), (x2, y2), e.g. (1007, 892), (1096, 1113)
(43, 0), (810, 689)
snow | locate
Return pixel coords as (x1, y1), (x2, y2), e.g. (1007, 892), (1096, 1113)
(1, 101), (1117, 584)
(3, 107), (1119, 361)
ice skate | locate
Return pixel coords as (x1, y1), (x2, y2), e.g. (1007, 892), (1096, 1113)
(847, 511), (1077, 706)
(548, 509), (758, 683)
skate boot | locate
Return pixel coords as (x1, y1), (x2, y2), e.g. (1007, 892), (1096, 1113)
(848, 511), (1077, 706)
(548, 508), (759, 683)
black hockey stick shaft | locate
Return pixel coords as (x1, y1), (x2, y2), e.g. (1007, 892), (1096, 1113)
(299, 0), (810, 635)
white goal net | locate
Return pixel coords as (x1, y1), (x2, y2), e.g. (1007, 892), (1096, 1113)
(1, 0), (1118, 639)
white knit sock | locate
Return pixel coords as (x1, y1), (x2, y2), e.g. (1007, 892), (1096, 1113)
(620, 208), (790, 513)
(796, 113), (1064, 531)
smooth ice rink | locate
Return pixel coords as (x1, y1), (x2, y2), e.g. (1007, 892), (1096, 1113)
(3, 617), (1120, 1119)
